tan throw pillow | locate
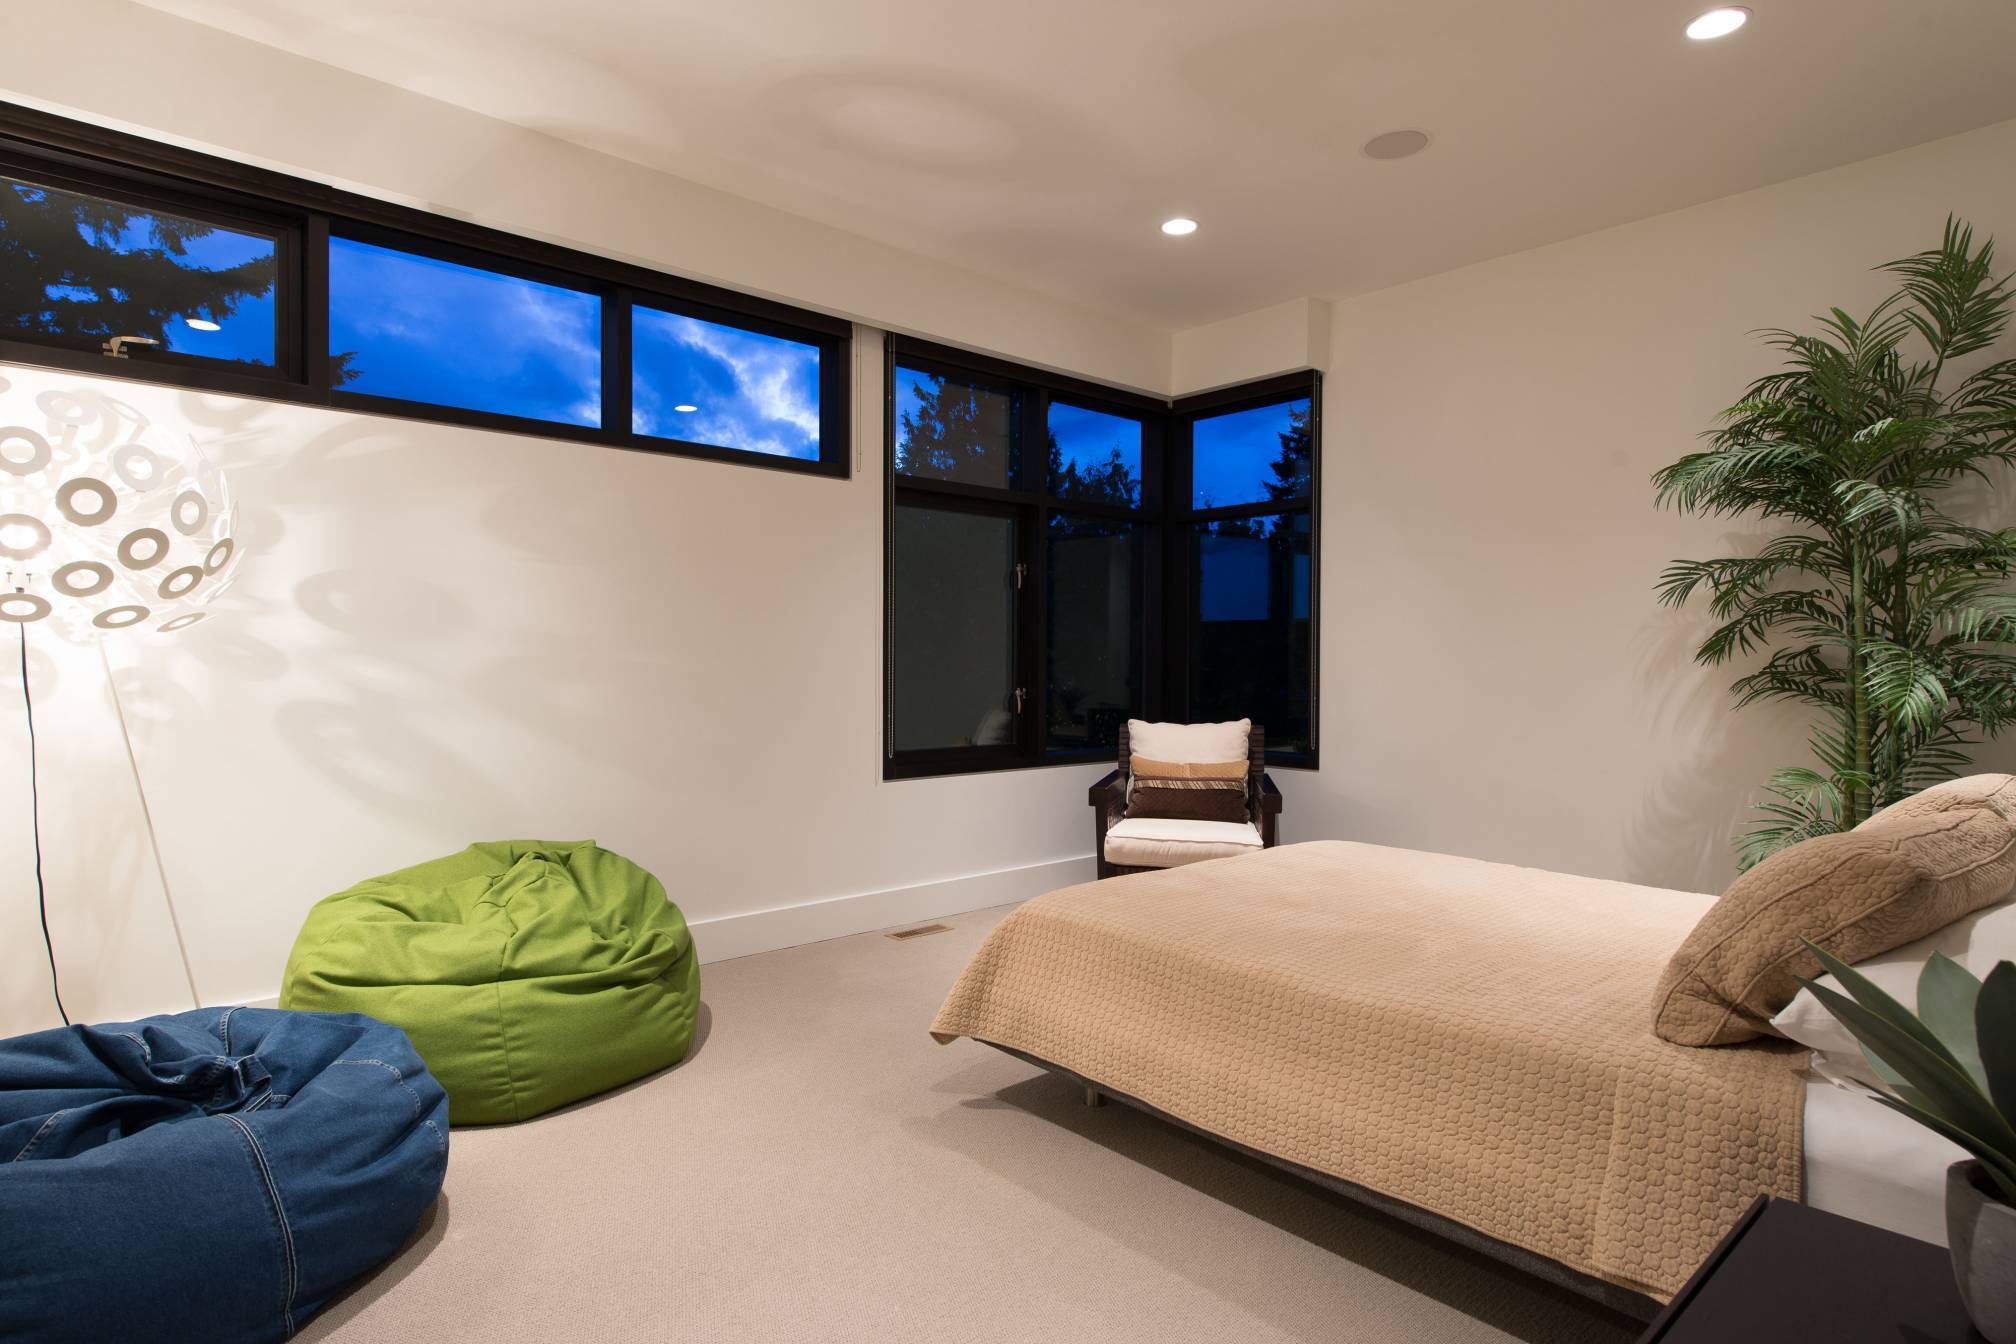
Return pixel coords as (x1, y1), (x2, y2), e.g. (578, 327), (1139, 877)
(1125, 756), (1251, 825)
(1860, 773), (2016, 829)
(1652, 774), (2016, 1046)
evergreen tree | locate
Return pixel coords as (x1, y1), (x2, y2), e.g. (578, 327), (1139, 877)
(1, 180), (274, 352)
(895, 372), (1005, 480)
(1264, 400), (1313, 502)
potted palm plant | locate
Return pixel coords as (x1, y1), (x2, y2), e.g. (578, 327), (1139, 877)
(1654, 220), (2016, 870)
(1799, 941), (2016, 1340)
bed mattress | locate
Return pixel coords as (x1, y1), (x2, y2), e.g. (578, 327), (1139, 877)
(931, 840), (1810, 1301)
(1804, 1074), (1964, 1246)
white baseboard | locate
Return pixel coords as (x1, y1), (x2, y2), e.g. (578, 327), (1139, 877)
(689, 855), (1094, 964)
(216, 856), (1091, 1008)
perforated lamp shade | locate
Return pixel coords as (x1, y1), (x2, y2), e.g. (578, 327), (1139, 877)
(0, 384), (239, 638)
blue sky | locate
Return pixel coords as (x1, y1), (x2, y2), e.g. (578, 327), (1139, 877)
(13, 178), (278, 363)
(144, 219), (276, 364)
(328, 236), (602, 426)
(1048, 401), (1140, 490)
(633, 308), (820, 459)
(1191, 398), (1309, 509)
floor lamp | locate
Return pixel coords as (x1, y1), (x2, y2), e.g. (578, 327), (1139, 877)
(0, 381), (241, 1026)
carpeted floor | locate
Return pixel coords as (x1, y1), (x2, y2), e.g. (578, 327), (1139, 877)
(302, 904), (1644, 1344)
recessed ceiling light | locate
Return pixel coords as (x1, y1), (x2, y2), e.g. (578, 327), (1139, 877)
(1161, 217), (1198, 237)
(1362, 129), (1431, 161)
(1686, 7), (1749, 39)
(673, 404), (698, 413)
(185, 318), (221, 332)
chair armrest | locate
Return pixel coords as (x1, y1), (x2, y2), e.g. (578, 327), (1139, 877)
(1256, 773), (1283, 815)
(1088, 769), (1127, 809)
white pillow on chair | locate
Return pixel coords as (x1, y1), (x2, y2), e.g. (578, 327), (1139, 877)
(1127, 718), (1251, 764)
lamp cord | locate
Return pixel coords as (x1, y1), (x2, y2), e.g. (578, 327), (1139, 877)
(19, 620), (67, 1027)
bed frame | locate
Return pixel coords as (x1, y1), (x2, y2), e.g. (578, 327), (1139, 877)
(981, 1039), (1664, 1323)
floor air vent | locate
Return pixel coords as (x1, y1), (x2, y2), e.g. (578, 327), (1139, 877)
(885, 923), (952, 941)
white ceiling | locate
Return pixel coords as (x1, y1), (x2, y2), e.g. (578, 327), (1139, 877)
(133, 0), (2016, 328)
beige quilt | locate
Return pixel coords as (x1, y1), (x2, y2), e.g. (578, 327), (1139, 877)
(930, 840), (1807, 1300)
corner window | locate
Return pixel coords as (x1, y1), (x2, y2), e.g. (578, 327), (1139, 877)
(885, 342), (1158, 778)
(884, 352), (1318, 778)
(0, 170), (282, 369)
(1174, 380), (1318, 763)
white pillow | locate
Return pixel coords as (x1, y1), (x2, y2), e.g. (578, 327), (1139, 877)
(1127, 718), (1251, 764)
(1772, 896), (2016, 1059)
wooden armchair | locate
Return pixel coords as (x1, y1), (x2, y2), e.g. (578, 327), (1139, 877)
(1088, 722), (1282, 879)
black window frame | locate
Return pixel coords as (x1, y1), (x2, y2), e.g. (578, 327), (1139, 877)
(884, 336), (1165, 780)
(0, 100), (851, 478)
(1171, 371), (1322, 770)
(883, 349), (1319, 779)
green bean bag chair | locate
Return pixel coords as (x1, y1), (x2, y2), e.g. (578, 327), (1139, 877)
(280, 840), (699, 1125)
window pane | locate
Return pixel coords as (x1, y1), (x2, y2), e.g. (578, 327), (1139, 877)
(1192, 512), (1311, 754)
(328, 236), (601, 426)
(893, 365), (1017, 488)
(1047, 402), (1141, 507)
(891, 504), (1018, 752)
(632, 307), (821, 460)
(1190, 396), (1312, 510)
(1048, 515), (1139, 752)
(1, 173), (277, 365)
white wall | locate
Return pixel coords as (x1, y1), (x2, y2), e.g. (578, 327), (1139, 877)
(0, 0), (1169, 395)
(1171, 298), (1330, 396)
(3, 2), (2014, 1032)
(0, 338), (1103, 1031)
(1299, 118), (2016, 895)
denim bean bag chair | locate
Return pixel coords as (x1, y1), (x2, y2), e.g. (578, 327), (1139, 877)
(280, 840), (700, 1125)
(0, 1006), (447, 1344)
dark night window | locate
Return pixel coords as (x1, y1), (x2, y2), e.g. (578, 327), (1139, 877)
(1189, 511), (1312, 755)
(1047, 515), (1142, 752)
(1178, 382), (1317, 763)
(890, 501), (1021, 755)
(892, 364), (1018, 489)
(0, 172), (279, 366)
(328, 234), (602, 426)
(884, 343), (1315, 778)
(1047, 401), (1142, 507)
(885, 342), (1165, 778)
(633, 306), (822, 460)
(1191, 396), (1312, 509)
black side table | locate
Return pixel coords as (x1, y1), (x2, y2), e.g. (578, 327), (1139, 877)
(1639, 1196), (1978, 1342)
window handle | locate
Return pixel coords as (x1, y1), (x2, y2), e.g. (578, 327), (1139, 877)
(1014, 687), (1026, 714)
(1013, 562), (1027, 590)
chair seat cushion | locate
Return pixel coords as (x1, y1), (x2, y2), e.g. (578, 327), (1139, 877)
(0, 1007), (447, 1344)
(280, 840), (699, 1125)
(1105, 817), (1264, 869)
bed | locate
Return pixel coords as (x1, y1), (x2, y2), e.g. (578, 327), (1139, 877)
(930, 839), (1962, 1318)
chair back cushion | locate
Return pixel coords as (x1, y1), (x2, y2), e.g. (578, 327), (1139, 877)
(1125, 718), (1251, 765)
(1125, 756), (1251, 824)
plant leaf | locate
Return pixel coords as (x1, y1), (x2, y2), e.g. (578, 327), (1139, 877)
(1917, 953), (1987, 1091)
(1805, 941), (1962, 1070)
(1795, 974), (2016, 1156)
(1866, 1092), (2016, 1202)
(1980, 961), (2016, 1120)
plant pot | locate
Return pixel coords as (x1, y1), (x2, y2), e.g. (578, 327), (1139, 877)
(1948, 1159), (2016, 1343)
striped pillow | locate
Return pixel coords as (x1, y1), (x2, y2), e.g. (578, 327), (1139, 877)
(1125, 756), (1250, 825)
